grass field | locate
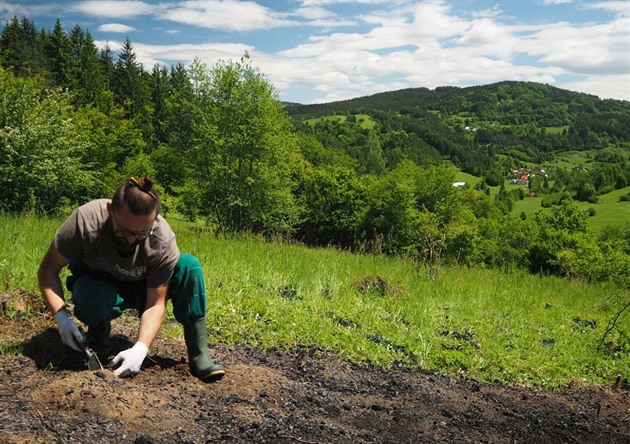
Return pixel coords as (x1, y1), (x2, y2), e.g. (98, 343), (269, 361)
(1, 214), (628, 389)
(452, 169), (483, 187)
(547, 150), (594, 169)
(574, 187), (630, 231)
(510, 186), (630, 231)
(305, 114), (376, 129)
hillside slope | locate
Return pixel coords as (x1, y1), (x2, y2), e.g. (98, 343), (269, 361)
(1, 291), (629, 444)
(286, 81), (629, 124)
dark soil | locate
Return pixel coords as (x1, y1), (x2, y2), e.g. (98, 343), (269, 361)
(1, 290), (628, 444)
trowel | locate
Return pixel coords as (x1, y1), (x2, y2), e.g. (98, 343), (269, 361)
(78, 326), (104, 371)
(85, 347), (104, 371)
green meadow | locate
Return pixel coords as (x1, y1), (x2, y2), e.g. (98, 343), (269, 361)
(510, 186), (630, 231)
(574, 187), (630, 230)
(452, 169), (483, 187)
(305, 114), (377, 129)
(1, 214), (628, 389)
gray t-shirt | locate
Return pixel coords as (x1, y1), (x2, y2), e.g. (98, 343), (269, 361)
(54, 199), (180, 288)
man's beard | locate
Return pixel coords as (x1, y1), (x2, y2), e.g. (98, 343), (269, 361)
(114, 236), (140, 251)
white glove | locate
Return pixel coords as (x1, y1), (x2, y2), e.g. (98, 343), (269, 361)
(53, 310), (85, 352)
(112, 342), (148, 377)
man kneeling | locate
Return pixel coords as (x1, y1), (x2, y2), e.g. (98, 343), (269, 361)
(38, 177), (224, 381)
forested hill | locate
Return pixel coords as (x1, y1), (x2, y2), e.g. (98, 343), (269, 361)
(286, 81), (629, 129)
(286, 81), (630, 180)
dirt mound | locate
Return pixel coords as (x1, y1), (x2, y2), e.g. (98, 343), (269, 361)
(0, 291), (628, 443)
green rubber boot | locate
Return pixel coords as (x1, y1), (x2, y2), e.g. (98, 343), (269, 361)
(183, 318), (225, 382)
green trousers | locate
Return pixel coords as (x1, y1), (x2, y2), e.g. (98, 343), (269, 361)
(68, 253), (207, 327)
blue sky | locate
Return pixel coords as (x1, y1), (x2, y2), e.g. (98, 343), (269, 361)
(1, 0), (628, 104)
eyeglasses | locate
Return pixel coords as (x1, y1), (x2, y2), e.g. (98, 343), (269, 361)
(113, 226), (153, 241)
(112, 213), (154, 241)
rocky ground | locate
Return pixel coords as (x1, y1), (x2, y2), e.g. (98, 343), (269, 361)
(1, 290), (628, 443)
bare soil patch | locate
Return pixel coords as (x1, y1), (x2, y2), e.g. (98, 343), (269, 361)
(1, 290), (628, 443)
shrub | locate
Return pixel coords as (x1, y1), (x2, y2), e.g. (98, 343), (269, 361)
(587, 195), (599, 204)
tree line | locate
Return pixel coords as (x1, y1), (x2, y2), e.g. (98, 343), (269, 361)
(1, 16), (630, 288)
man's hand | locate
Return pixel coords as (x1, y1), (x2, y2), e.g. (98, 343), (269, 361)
(112, 342), (148, 377)
(53, 310), (85, 352)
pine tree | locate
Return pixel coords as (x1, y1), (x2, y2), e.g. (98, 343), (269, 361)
(149, 64), (171, 145)
(68, 25), (105, 106)
(111, 38), (154, 144)
(44, 19), (75, 89)
(0, 16), (46, 77)
(112, 38), (149, 116)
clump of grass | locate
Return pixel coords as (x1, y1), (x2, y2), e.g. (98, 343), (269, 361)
(0, 343), (23, 356)
(354, 275), (405, 297)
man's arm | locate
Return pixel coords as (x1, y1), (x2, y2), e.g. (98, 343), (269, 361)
(112, 285), (167, 377)
(38, 241), (85, 352)
(38, 241), (71, 316)
(137, 285), (168, 348)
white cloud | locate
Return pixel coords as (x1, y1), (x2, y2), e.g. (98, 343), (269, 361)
(98, 23), (136, 33)
(542, 0), (573, 5)
(523, 18), (629, 75)
(282, 2), (467, 58)
(469, 5), (502, 20)
(300, 0), (399, 5)
(95, 40), (254, 68)
(293, 5), (335, 20)
(303, 18), (357, 27)
(561, 74), (629, 100)
(404, 1), (469, 38)
(582, 1), (630, 16)
(0, 3), (57, 17)
(161, 0), (298, 31)
(72, 1), (156, 19)
(290, 4), (356, 26)
(454, 18), (522, 59)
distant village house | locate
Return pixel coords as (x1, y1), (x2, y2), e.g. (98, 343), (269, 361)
(508, 168), (548, 186)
